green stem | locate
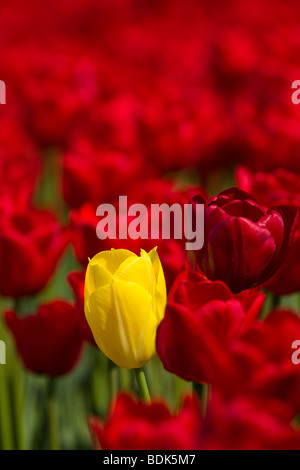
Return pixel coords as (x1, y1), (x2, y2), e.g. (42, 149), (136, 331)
(120, 368), (131, 392)
(0, 362), (14, 449)
(12, 298), (25, 449)
(47, 378), (60, 450)
(108, 359), (118, 404)
(133, 368), (151, 404)
(201, 383), (209, 417)
(0, 306), (14, 450)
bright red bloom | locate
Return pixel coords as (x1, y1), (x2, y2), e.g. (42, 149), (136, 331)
(67, 270), (96, 345)
(0, 204), (69, 297)
(89, 390), (300, 450)
(188, 187), (298, 293)
(5, 300), (83, 376)
(236, 167), (300, 295)
(156, 267), (265, 384)
(89, 393), (202, 450)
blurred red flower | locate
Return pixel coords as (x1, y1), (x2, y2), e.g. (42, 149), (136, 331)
(220, 309), (300, 421)
(62, 140), (143, 209)
(201, 390), (300, 450)
(0, 205), (69, 297)
(5, 300), (83, 376)
(89, 390), (300, 450)
(188, 187), (299, 293)
(89, 393), (202, 450)
(0, 111), (41, 208)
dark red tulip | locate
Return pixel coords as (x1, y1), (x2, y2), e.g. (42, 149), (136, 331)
(156, 266), (265, 384)
(188, 187), (299, 293)
(236, 167), (300, 295)
(5, 300), (83, 377)
(0, 205), (69, 298)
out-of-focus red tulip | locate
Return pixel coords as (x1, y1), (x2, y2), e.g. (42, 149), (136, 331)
(156, 267), (265, 384)
(5, 45), (100, 148)
(89, 393), (202, 450)
(5, 300), (83, 376)
(201, 390), (300, 450)
(236, 167), (300, 209)
(220, 309), (300, 421)
(89, 390), (300, 450)
(0, 204), (69, 298)
(0, 111), (41, 208)
(62, 141), (143, 209)
(188, 187), (298, 293)
(236, 167), (300, 295)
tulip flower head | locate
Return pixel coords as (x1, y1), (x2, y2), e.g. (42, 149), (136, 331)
(84, 247), (167, 369)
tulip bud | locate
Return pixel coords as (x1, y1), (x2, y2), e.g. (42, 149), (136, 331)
(84, 247), (167, 369)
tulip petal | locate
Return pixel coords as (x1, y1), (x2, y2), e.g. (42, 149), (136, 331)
(147, 247), (167, 322)
(89, 249), (138, 274)
(86, 279), (157, 369)
(85, 262), (113, 296)
(114, 255), (154, 294)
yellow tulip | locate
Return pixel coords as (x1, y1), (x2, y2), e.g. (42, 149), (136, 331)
(84, 247), (167, 369)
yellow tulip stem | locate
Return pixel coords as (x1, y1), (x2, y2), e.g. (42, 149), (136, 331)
(133, 368), (151, 404)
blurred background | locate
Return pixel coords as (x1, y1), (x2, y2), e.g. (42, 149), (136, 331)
(0, 0), (300, 450)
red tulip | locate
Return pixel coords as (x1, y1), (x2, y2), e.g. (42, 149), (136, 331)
(201, 390), (300, 450)
(221, 309), (300, 421)
(89, 390), (300, 450)
(89, 393), (202, 450)
(0, 111), (41, 208)
(236, 167), (300, 295)
(188, 187), (298, 293)
(0, 205), (69, 297)
(236, 167), (300, 209)
(62, 141), (142, 209)
(156, 266), (265, 384)
(5, 300), (83, 376)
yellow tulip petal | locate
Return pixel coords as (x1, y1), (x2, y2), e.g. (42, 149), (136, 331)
(147, 247), (167, 322)
(86, 278), (157, 369)
(114, 255), (155, 294)
(85, 262), (113, 297)
(89, 249), (137, 274)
